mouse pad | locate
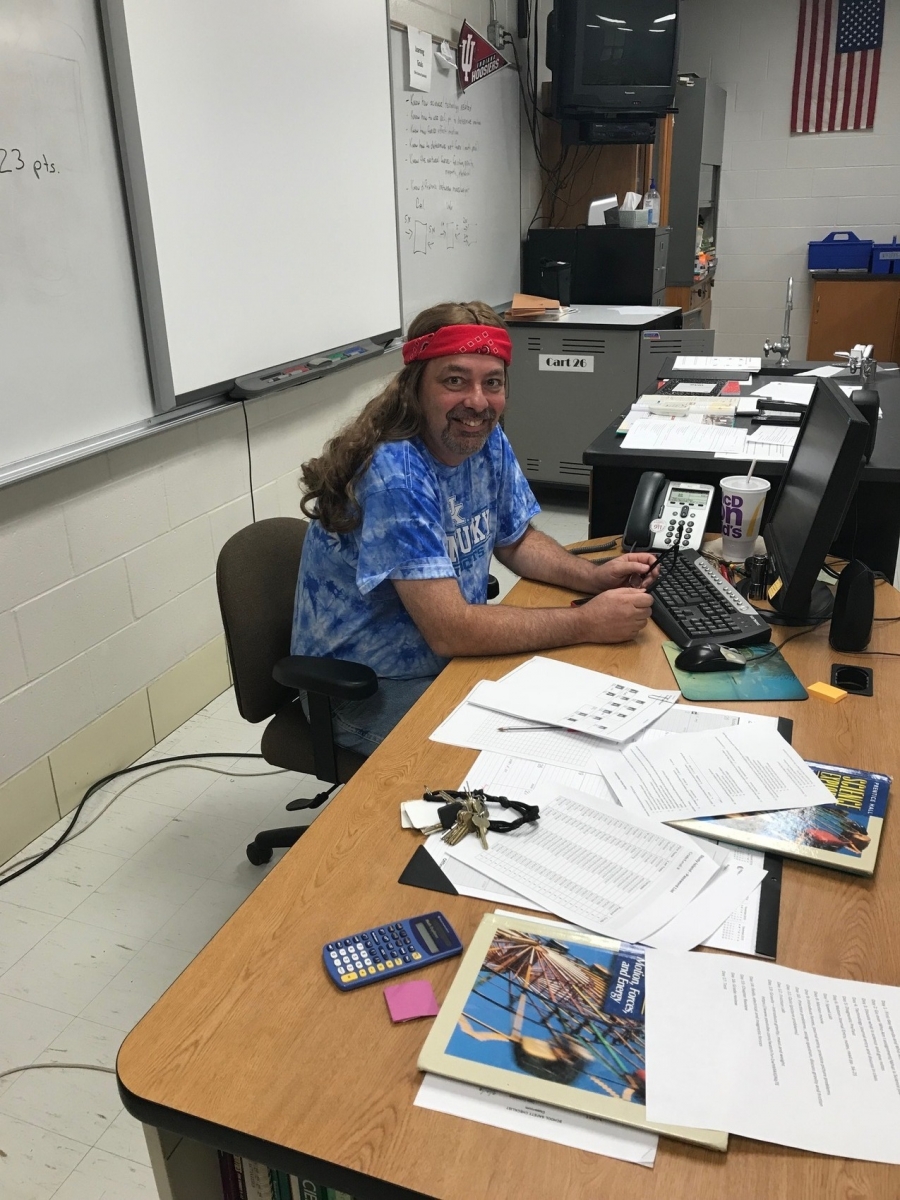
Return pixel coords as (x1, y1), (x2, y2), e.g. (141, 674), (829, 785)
(662, 641), (808, 702)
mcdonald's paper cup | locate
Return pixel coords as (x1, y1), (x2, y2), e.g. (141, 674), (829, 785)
(720, 476), (770, 561)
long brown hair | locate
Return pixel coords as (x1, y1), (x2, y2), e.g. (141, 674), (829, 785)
(300, 301), (508, 533)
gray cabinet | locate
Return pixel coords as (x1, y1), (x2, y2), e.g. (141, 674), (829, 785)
(665, 77), (726, 288)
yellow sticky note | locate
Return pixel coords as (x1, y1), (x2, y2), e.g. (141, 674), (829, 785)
(767, 576), (783, 600)
(808, 681), (847, 704)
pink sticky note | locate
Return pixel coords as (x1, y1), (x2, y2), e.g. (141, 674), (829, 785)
(384, 979), (439, 1022)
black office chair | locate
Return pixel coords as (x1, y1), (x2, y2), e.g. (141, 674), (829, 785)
(216, 517), (377, 865)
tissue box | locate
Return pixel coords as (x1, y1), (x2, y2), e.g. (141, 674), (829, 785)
(619, 210), (650, 228)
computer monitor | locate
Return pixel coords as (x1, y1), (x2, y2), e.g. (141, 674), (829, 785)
(587, 195), (619, 226)
(764, 377), (870, 623)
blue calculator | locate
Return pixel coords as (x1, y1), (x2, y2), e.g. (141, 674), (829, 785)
(323, 911), (462, 990)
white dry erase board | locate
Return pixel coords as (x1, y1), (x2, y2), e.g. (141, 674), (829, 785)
(390, 27), (520, 329)
(102, 0), (401, 405)
(0, 0), (154, 473)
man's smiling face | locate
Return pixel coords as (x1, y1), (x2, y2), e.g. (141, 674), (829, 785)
(417, 354), (507, 466)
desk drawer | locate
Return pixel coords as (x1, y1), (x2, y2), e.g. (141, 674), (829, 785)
(654, 231), (669, 268)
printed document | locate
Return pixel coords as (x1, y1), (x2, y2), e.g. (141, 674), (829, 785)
(645, 951), (900, 1162)
(620, 418), (747, 455)
(604, 724), (835, 822)
(750, 380), (815, 404)
(701, 845), (768, 956)
(415, 1074), (658, 1166)
(430, 680), (611, 772)
(746, 425), (800, 448)
(639, 860), (766, 953)
(673, 355), (760, 372)
(797, 364), (845, 377)
(442, 786), (720, 941)
(470, 656), (679, 743)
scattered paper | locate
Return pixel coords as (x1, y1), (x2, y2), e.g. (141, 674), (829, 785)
(406, 26), (432, 91)
(751, 381), (815, 404)
(645, 951), (900, 1163)
(713, 434), (793, 461)
(423, 835), (540, 908)
(401, 799), (440, 830)
(640, 860), (767, 952)
(603, 724), (836, 823)
(737, 396), (759, 415)
(442, 786), (720, 942)
(430, 680), (611, 773)
(415, 1074), (658, 1165)
(674, 356), (761, 371)
(796, 364), (844, 377)
(471, 657), (679, 744)
(702, 845), (767, 956)
(746, 425), (800, 447)
(621, 418), (747, 454)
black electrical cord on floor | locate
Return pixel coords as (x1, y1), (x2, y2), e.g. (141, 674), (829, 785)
(0, 752), (267, 888)
(241, 399), (257, 522)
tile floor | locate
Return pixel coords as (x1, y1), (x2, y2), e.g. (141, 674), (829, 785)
(0, 494), (588, 1200)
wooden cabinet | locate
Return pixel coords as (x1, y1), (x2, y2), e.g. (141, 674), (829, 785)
(807, 276), (900, 362)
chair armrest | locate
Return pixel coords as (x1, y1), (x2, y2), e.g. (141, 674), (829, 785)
(273, 655), (378, 701)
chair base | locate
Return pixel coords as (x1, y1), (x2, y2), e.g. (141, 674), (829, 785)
(246, 825), (306, 866)
(285, 781), (340, 812)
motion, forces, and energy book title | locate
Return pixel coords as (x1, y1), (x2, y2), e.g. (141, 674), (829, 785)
(418, 912), (728, 1150)
(671, 761), (891, 876)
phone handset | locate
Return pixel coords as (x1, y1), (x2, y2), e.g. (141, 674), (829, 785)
(623, 472), (715, 552)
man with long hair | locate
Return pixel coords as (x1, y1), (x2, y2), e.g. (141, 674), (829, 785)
(292, 301), (656, 755)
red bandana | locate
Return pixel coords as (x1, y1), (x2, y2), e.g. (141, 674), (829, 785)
(402, 324), (512, 366)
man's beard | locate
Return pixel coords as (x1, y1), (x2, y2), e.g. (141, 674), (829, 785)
(439, 405), (497, 458)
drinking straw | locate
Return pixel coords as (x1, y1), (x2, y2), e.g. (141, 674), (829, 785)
(746, 457), (757, 483)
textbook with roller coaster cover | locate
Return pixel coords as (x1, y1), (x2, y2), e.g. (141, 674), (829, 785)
(669, 761), (891, 877)
(417, 912), (728, 1151)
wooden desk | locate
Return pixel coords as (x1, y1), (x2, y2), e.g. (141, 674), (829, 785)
(582, 368), (900, 580)
(118, 576), (900, 1200)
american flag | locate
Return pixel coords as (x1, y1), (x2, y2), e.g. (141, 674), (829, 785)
(791, 0), (885, 134)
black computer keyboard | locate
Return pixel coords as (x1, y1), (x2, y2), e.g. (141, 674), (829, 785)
(650, 548), (772, 649)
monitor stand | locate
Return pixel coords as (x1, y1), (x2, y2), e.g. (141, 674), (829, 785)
(769, 581), (834, 625)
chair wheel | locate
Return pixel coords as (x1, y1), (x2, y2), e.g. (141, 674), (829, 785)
(246, 842), (273, 866)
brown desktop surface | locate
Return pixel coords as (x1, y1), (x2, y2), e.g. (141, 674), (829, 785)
(117, 567), (900, 1200)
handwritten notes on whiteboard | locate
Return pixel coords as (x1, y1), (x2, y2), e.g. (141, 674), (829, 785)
(391, 27), (519, 326)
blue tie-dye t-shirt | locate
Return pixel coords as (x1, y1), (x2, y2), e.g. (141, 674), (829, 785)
(291, 427), (540, 678)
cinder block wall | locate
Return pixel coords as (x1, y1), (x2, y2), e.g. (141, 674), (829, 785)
(0, 0), (532, 866)
(678, 0), (900, 358)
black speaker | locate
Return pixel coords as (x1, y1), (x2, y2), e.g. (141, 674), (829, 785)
(829, 560), (875, 652)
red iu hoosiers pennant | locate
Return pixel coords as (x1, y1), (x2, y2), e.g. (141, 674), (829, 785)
(457, 20), (509, 92)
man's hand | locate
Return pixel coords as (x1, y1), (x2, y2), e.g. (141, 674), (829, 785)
(595, 552), (660, 592)
(576, 587), (654, 643)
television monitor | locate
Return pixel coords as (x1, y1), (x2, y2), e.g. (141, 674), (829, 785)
(763, 377), (869, 623)
(548, 0), (679, 121)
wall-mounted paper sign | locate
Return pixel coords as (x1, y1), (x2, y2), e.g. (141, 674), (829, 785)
(407, 25), (432, 92)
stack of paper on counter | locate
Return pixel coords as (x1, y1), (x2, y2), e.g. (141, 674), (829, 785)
(418, 911), (728, 1150)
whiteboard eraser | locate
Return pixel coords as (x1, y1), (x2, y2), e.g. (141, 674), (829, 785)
(808, 681), (847, 704)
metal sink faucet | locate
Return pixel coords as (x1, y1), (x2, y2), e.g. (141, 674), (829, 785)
(763, 277), (793, 365)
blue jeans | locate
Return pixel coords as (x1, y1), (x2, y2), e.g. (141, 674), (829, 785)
(300, 675), (437, 757)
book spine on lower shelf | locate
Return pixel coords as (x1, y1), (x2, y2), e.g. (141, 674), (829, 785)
(232, 1155), (248, 1200)
(218, 1151), (240, 1200)
(242, 1158), (276, 1200)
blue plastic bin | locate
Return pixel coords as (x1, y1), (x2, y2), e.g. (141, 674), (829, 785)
(872, 237), (900, 275)
(808, 231), (873, 271)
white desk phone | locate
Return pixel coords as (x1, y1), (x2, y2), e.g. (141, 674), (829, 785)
(623, 471), (715, 552)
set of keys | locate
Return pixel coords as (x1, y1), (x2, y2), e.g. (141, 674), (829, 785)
(421, 790), (491, 850)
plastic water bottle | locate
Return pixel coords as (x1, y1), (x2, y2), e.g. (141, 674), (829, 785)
(643, 178), (660, 227)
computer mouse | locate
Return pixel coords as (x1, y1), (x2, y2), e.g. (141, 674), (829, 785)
(674, 643), (747, 673)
